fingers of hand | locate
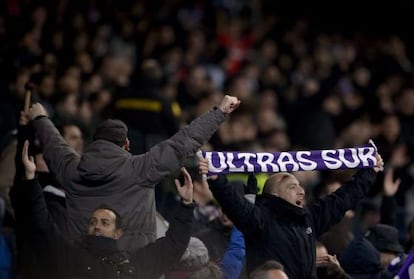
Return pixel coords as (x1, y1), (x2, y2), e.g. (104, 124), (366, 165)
(198, 159), (209, 174)
(181, 167), (192, 182)
(22, 140), (29, 160)
(396, 178), (402, 186)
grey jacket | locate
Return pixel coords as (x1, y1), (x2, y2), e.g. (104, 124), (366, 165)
(32, 108), (226, 250)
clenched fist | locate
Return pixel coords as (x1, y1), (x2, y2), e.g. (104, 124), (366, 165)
(29, 102), (48, 120)
(219, 95), (241, 115)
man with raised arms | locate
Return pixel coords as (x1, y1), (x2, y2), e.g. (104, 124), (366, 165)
(198, 151), (384, 279)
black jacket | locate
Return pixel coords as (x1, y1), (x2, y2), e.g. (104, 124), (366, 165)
(209, 168), (377, 279)
(340, 236), (393, 279)
(10, 178), (194, 279)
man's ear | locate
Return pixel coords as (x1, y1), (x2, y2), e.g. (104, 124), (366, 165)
(123, 138), (130, 152)
(114, 229), (123, 239)
(271, 186), (280, 197)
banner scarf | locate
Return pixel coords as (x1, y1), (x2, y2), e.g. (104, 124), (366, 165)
(199, 141), (378, 175)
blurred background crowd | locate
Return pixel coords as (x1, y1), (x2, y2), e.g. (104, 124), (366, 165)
(0, 0), (414, 278)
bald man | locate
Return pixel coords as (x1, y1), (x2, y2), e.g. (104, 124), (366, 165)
(199, 153), (384, 279)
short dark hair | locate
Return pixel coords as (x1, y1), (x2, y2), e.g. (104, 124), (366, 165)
(93, 119), (128, 147)
(93, 204), (123, 229)
(316, 241), (326, 249)
(56, 122), (79, 137)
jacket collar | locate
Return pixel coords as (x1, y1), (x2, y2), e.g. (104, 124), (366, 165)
(256, 193), (307, 223)
(81, 235), (120, 257)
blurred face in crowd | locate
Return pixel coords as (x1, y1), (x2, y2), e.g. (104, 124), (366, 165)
(267, 270), (290, 279)
(62, 125), (84, 154)
(316, 244), (328, 259)
(250, 267), (290, 279)
(264, 173), (305, 208)
(88, 209), (123, 239)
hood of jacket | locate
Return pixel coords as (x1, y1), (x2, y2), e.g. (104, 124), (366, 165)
(80, 235), (120, 257)
(77, 140), (131, 183)
(340, 236), (382, 276)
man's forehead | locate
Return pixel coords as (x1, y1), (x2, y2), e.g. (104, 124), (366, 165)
(267, 269), (289, 279)
(64, 125), (81, 133)
(91, 208), (116, 219)
(276, 174), (298, 185)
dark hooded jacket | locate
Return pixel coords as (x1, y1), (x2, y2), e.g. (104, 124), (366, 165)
(340, 236), (393, 279)
(32, 108), (226, 250)
(209, 168), (377, 279)
(9, 178), (194, 279)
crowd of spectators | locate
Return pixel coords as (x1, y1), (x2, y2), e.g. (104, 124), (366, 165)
(1, 0), (414, 278)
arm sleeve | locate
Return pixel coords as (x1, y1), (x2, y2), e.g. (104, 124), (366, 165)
(132, 108), (227, 186)
(380, 195), (398, 226)
(9, 176), (69, 275)
(308, 168), (377, 237)
(11, 123), (38, 226)
(209, 175), (263, 236)
(32, 117), (80, 189)
(131, 203), (194, 278)
(9, 178), (55, 235)
(220, 227), (246, 279)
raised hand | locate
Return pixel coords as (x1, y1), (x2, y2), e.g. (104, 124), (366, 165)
(19, 111), (31, 126)
(29, 102), (48, 120)
(316, 254), (341, 267)
(219, 95), (241, 115)
(383, 168), (401, 197)
(22, 140), (36, 180)
(373, 152), (384, 173)
(245, 173), (258, 195)
(175, 167), (193, 205)
(198, 157), (218, 181)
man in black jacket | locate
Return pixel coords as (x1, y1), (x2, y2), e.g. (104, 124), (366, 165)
(198, 152), (384, 279)
(10, 140), (196, 279)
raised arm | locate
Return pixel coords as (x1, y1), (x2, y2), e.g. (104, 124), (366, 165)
(131, 167), (195, 278)
(11, 136), (35, 227)
(199, 158), (263, 236)
(14, 111), (33, 184)
(9, 140), (56, 235)
(380, 167), (400, 226)
(9, 140), (70, 277)
(134, 95), (240, 186)
(308, 153), (384, 237)
(29, 103), (80, 188)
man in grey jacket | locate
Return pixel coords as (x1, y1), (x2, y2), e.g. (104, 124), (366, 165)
(28, 94), (240, 251)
